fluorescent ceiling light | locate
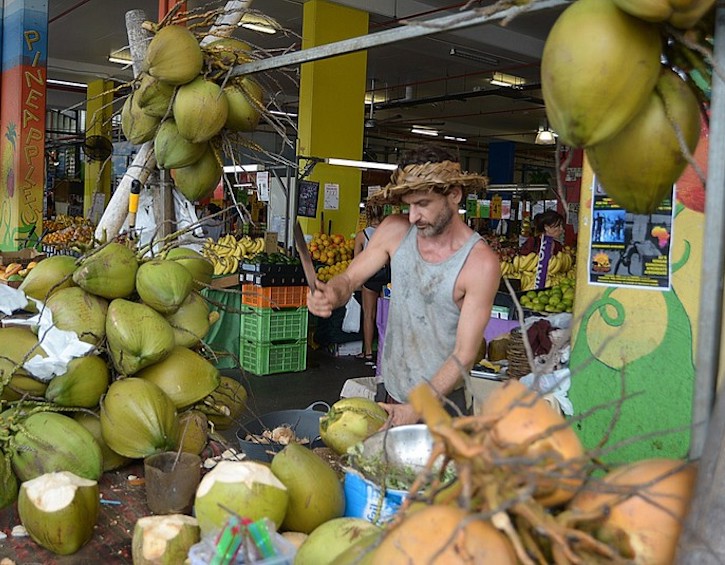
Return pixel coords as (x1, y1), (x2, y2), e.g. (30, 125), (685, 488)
(108, 56), (132, 65)
(449, 47), (499, 66)
(326, 157), (397, 171)
(47, 78), (87, 89)
(490, 72), (525, 88)
(411, 127), (438, 137)
(269, 110), (298, 118)
(239, 13), (278, 34)
(444, 135), (467, 142)
(223, 164), (263, 173)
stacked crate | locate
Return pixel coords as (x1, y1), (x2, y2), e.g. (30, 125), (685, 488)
(239, 262), (308, 375)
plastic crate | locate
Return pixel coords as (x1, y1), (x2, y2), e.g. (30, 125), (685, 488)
(242, 284), (307, 309)
(241, 340), (307, 375)
(241, 306), (308, 343)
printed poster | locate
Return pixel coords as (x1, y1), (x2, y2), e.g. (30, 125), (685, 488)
(324, 183), (339, 210)
(588, 176), (673, 290)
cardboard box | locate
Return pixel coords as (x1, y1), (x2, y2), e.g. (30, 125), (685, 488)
(210, 274), (241, 289)
(264, 231), (279, 254)
(0, 249), (46, 267)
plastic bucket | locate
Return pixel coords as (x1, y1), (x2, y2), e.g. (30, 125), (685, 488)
(343, 469), (407, 525)
(235, 402), (329, 462)
(144, 451), (201, 515)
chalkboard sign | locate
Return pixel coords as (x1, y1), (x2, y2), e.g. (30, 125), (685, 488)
(297, 180), (319, 218)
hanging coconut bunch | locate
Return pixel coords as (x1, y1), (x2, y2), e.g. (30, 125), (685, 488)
(541, 0), (713, 213)
(117, 8), (277, 204)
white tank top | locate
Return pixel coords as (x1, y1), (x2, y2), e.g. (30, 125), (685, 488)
(382, 226), (482, 402)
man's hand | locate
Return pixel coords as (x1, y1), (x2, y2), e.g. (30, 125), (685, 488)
(379, 402), (419, 427)
(306, 279), (336, 318)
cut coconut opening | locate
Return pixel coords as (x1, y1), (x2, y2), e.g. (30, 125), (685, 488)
(196, 461), (286, 497)
(138, 514), (199, 558)
(24, 471), (97, 512)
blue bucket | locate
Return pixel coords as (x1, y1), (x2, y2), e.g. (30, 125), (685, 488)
(343, 469), (407, 525)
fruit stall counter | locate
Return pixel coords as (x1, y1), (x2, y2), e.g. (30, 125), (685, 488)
(0, 462), (147, 563)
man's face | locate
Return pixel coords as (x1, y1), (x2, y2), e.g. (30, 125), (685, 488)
(402, 188), (460, 238)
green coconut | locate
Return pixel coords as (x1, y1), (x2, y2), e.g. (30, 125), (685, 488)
(122, 91), (161, 145)
(73, 242), (139, 299)
(165, 247), (214, 289)
(295, 518), (381, 565)
(171, 146), (223, 202)
(176, 410), (209, 455)
(106, 299), (176, 375)
(0, 327), (48, 402)
(154, 120), (208, 169)
(132, 514), (200, 565)
(143, 25), (203, 86)
(18, 255), (77, 304)
(195, 376), (248, 430)
(136, 72), (176, 118)
(194, 461), (289, 536)
(18, 471), (99, 555)
(319, 397), (388, 455)
(101, 378), (178, 459)
(136, 259), (194, 315)
(0, 454), (19, 510)
(165, 292), (211, 348)
(173, 76), (229, 143)
(330, 534), (380, 565)
(135, 346), (220, 409)
(45, 286), (108, 345)
(45, 355), (110, 408)
(224, 78), (263, 132)
(11, 411), (103, 482)
(586, 68), (702, 214)
(204, 37), (252, 67)
(74, 412), (132, 472)
(271, 443), (345, 534)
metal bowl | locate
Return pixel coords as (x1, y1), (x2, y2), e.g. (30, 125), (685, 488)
(359, 424), (434, 473)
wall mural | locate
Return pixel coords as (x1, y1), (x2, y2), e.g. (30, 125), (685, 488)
(568, 129), (707, 464)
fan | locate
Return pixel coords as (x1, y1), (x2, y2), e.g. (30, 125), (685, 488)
(82, 135), (113, 161)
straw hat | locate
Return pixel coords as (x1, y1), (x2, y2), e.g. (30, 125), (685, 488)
(369, 160), (488, 204)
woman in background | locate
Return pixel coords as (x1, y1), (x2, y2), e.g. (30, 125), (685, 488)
(353, 203), (389, 363)
(520, 210), (565, 256)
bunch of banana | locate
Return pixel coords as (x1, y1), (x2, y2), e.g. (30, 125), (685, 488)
(202, 234), (266, 275)
(499, 260), (519, 278)
(512, 252), (538, 273)
(547, 251), (574, 275)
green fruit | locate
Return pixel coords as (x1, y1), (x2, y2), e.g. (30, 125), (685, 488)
(271, 443), (345, 534)
(7, 274), (23, 282)
(541, 0), (661, 147)
(143, 25), (203, 86)
(295, 518), (381, 565)
(319, 398), (387, 455)
(132, 514), (200, 565)
(586, 69), (701, 214)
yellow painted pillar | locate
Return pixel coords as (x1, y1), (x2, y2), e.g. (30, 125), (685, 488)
(83, 79), (113, 217)
(297, 0), (368, 237)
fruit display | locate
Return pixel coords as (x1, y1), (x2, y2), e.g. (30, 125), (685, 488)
(0, 261), (39, 285)
(541, 0), (709, 213)
(499, 247), (576, 291)
(201, 234), (266, 275)
(308, 233), (354, 266)
(120, 16), (270, 203)
(518, 277), (576, 313)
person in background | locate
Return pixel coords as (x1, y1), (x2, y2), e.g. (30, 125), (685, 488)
(202, 203), (224, 241)
(353, 202), (389, 364)
(519, 209), (565, 289)
(307, 145), (501, 426)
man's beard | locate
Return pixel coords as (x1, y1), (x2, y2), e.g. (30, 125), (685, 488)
(417, 204), (453, 237)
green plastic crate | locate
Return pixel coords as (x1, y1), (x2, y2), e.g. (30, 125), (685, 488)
(241, 340), (307, 375)
(240, 306), (308, 343)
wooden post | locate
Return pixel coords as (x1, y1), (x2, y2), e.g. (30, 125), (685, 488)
(94, 2), (253, 242)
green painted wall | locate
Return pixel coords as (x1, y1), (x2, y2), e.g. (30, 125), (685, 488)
(568, 136), (706, 463)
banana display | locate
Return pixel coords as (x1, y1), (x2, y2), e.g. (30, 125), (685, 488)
(500, 250), (576, 292)
(202, 234), (266, 276)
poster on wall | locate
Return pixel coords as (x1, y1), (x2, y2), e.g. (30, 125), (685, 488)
(588, 176), (674, 290)
(296, 180), (320, 218)
(324, 183), (339, 210)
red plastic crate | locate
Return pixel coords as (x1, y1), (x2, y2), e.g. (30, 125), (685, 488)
(241, 284), (308, 309)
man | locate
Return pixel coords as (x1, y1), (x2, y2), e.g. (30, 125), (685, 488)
(307, 145), (501, 426)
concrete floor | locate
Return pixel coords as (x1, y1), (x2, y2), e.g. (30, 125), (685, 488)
(219, 346), (376, 445)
